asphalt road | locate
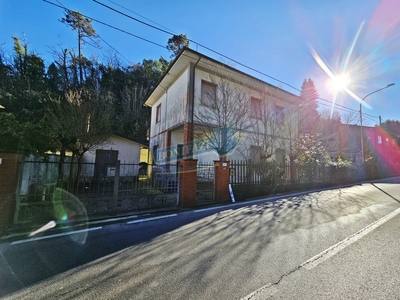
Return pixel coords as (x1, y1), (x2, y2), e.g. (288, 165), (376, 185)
(249, 211), (400, 299)
(1, 179), (400, 299)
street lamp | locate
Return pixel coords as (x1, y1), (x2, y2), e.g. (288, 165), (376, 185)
(360, 83), (395, 165)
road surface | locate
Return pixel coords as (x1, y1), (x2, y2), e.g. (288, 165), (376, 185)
(1, 179), (400, 299)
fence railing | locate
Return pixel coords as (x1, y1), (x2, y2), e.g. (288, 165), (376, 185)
(230, 160), (291, 186)
(230, 159), (400, 187)
(15, 159), (178, 223)
(14, 156), (400, 223)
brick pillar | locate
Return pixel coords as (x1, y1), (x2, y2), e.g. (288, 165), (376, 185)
(214, 160), (230, 203)
(183, 122), (193, 144)
(179, 159), (198, 208)
(0, 153), (21, 233)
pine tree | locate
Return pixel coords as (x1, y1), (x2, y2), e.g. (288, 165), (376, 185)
(299, 78), (319, 134)
(61, 10), (99, 86)
(167, 34), (190, 59)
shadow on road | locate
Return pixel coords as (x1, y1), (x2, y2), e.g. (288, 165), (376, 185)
(1, 180), (400, 299)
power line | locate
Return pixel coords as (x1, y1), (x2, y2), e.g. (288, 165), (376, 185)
(105, 0), (177, 35)
(93, 0), (300, 92)
(93, 0), (174, 36)
(53, 0), (131, 63)
(92, 0), (381, 120)
(44, 0), (167, 50)
(45, 0), (380, 122)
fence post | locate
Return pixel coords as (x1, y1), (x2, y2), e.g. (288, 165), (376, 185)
(178, 159), (198, 208)
(113, 160), (120, 214)
(272, 161), (277, 185)
(214, 160), (230, 203)
(0, 153), (22, 233)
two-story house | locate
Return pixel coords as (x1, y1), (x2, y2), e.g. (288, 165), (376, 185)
(144, 47), (301, 166)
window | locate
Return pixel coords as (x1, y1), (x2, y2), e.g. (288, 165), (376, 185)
(250, 145), (261, 162)
(275, 105), (285, 126)
(156, 104), (161, 123)
(378, 135), (382, 144)
(201, 80), (217, 107)
(251, 97), (262, 118)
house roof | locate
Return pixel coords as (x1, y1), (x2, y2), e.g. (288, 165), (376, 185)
(108, 134), (148, 148)
(144, 47), (301, 107)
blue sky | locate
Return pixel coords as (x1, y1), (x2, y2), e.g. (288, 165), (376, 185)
(1, 0), (399, 125)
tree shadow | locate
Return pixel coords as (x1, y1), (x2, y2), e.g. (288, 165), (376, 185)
(1, 182), (398, 299)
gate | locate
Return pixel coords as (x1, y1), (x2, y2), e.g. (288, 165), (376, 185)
(196, 162), (215, 205)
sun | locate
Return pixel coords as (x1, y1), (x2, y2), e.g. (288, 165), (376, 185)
(331, 73), (350, 91)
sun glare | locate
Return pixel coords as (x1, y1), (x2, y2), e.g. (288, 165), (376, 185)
(331, 74), (350, 91)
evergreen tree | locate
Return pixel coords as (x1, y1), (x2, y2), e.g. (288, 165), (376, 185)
(167, 34), (190, 59)
(299, 78), (319, 134)
(380, 119), (400, 136)
(61, 10), (99, 85)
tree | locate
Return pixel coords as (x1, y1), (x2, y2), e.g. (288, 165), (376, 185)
(0, 113), (24, 152)
(291, 133), (329, 182)
(48, 89), (111, 159)
(46, 89), (112, 185)
(299, 78), (319, 134)
(61, 10), (99, 85)
(0, 37), (57, 156)
(318, 109), (341, 159)
(380, 119), (400, 136)
(114, 84), (151, 144)
(341, 111), (359, 125)
(246, 88), (289, 162)
(194, 74), (252, 160)
(99, 57), (168, 143)
(167, 34), (190, 59)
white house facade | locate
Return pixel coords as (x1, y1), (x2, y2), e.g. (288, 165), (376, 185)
(82, 134), (148, 165)
(145, 48), (301, 166)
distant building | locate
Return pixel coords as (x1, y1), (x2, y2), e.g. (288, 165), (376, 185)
(325, 124), (400, 164)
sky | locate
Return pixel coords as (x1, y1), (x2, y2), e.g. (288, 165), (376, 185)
(1, 0), (400, 126)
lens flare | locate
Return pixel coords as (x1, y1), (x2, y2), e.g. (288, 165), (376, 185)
(310, 42), (369, 107)
(28, 220), (56, 237)
(52, 187), (88, 245)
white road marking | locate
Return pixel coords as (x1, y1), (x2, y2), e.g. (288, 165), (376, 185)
(301, 207), (400, 270)
(90, 215), (139, 225)
(241, 207), (400, 299)
(241, 284), (278, 300)
(11, 227), (103, 245)
(193, 206), (225, 212)
(126, 214), (178, 224)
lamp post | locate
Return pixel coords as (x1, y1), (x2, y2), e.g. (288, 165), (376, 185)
(360, 83), (395, 167)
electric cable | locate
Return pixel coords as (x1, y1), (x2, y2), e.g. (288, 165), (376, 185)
(44, 0), (167, 50)
(44, 0), (382, 124)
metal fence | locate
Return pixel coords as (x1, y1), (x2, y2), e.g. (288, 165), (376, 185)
(230, 160), (291, 186)
(196, 162), (215, 204)
(230, 161), (352, 186)
(15, 158), (178, 223)
(230, 159), (400, 187)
